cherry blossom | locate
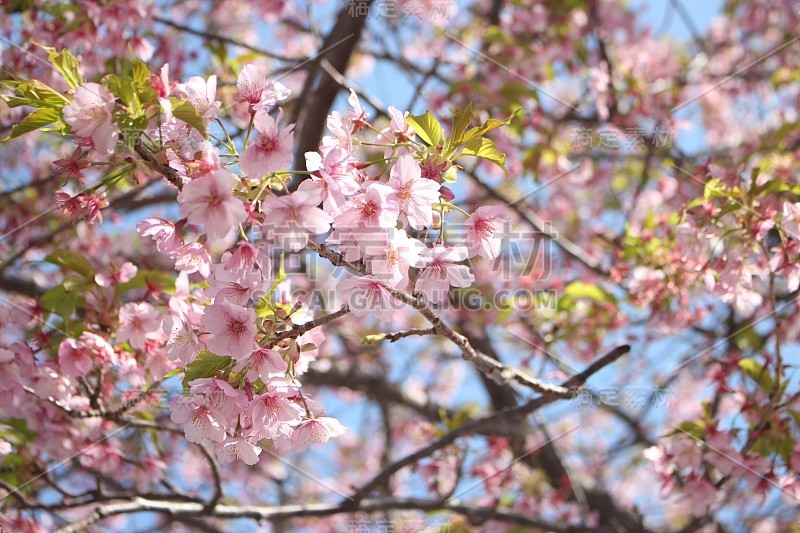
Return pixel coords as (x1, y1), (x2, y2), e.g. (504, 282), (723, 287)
(174, 242), (213, 278)
(174, 75), (220, 121)
(237, 64), (290, 110)
(246, 379), (304, 440)
(333, 182), (399, 230)
(162, 313), (200, 364)
(386, 155), (441, 230)
(365, 228), (425, 287)
(289, 417), (347, 452)
(177, 170), (247, 241)
(462, 206), (508, 260)
(782, 201), (800, 240)
(337, 275), (397, 322)
(202, 301), (256, 360)
(62, 82), (119, 155)
(169, 393), (227, 444)
(239, 111), (295, 178)
(414, 245), (475, 303)
(117, 302), (162, 350)
(136, 218), (183, 256)
(375, 106), (416, 156)
(216, 436), (262, 465)
(261, 190), (333, 251)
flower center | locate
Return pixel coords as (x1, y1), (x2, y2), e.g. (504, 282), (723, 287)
(260, 136), (276, 154)
(229, 320), (246, 337)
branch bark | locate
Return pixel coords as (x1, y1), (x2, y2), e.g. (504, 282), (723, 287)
(291, 0), (374, 178)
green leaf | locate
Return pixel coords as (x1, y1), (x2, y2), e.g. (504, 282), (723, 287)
(663, 420), (705, 439)
(2, 418), (37, 442)
(45, 47), (84, 89)
(732, 326), (766, 352)
(360, 333), (388, 344)
(40, 283), (81, 320)
(0, 108), (60, 142)
(458, 137), (507, 173)
(171, 98), (207, 137)
(703, 178), (728, 200)
(738, 358), (773, 394)
(44, 250), (95, 279)
(132, 60), (151, 86)
(182, 351), (232, 387)
(558, 281), (616, 312)
(459, 110), (517, 145)
(116, 270), (176, 295)
(406, 111), (443, 147)
(0, 78), (69, 109)
(162, 367), (185, 379)
(562, 281), (614, 302)
(103, 74), (140, 115)
(448, 101), (474, 151)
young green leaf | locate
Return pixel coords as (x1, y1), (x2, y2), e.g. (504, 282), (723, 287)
(45, 47), (84, 89)
(171, 99), (207, 137)
(458, 137), (507, 174)
(406, 111), (443, 147)
(0, 108), (60, 142)
(182, 351), (232, 388)
(44, 250), (95, 279)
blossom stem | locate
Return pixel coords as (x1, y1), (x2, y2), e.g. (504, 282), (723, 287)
(243, 110), (256, 150)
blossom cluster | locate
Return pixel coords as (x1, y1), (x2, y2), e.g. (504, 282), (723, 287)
(47, 62), (511, 462)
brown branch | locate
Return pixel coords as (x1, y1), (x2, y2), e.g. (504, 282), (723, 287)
(306, 241), (571, 396)
(152, 17), (299, 62)
(291, 0), (374, 178)
(266, 306), (350, 347)
(346, 344), (630, 504)
(54, 496), (568, 533)
(362, 327), (437, 343)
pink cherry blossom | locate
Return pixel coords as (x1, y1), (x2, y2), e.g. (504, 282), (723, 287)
(57, 339), (93, 378)
(414, 245), (475, 303)
(162, 313), (200, 364)
(202, 301), (256, 360)
(178, 170), (247, 241)
(174, 242), (212, 279)
(387, 155), (440, 230)
(365, 229), (425, 287)
(223, 241), (271, 280)
(343, 88), (369, 131)
(679, 477), (718, 516)
(190, 378), (249, 425)
(117, 302), (162, 350)
(239, 111), (294, 178)
(136, 218), (183, 256)
(305, 145), (360, 194)
(237, 64), (290, 110)
(237, 347), (286, 383)
(95, 262), (137, 287)
(62, 82), (119, 155)
(169, 394), (227, 444)
(174, 75), (220, 121)
(261, 190), (333, 251)
(204, 263), (262, 306)
(782, 201), (800, 240)
(337, 275), (398, 322)
(333, 182), (399, 230)
(289, 417), (347, 452)
(246, 379), (304, 440)
(326, 228), (375, 262)
(0, 349), (20, 392)
(462, 206), (508, 260)
(375, 106), (416, 157)
(215, 436), (262, 465)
